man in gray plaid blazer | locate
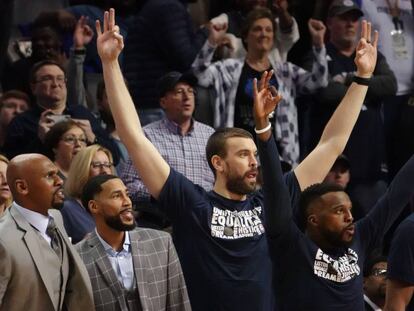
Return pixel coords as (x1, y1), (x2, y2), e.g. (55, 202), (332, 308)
(76, 174), (191, 311)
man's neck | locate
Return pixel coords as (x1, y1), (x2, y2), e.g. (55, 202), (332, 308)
(37, 100), (66, 114)
(97, 225), (125, 251)
(169, 117), (193, 135)
(330, 40), (356, 57)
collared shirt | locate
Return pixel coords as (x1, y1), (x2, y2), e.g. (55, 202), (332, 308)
(119, 118), (215, 203)
(96, 230), (134, 290)
(14, 202), (52, 246)
(364, 294), (382, 311)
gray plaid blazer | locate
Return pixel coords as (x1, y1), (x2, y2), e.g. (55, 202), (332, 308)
(75, 228), (191, 311)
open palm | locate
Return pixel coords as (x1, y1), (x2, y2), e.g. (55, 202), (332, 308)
(96, 9), (124, 63)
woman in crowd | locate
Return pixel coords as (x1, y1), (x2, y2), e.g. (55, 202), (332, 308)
(192, 7), (327, 166)
(0, 155), (12, 216)
(44, 119), (88, 179)
(62, 144), (115, 243)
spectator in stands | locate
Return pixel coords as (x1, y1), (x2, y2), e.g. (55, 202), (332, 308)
(324, 154), (350, 189)
(192, 7), (328, 166)
(0, 90), (30, 150)
(0, 154), (12, 216)
(304, 0), (396, 216)
(119, 71), (214, 208)
(384, 212), (414, 310)
(123, 0), (213, 125)
(3, 60), (120, 163)
(62, 144), (115, 243)
(97, 10), (380, 310)
(44, 119), (88, 179)
(223, 0), (299, 62)
(77, 174), (191, 311)
(364, 255), (387, 311)
(2, 26), (66, 95)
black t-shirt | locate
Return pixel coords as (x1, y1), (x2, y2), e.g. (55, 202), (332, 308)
(388, 213), (414, 311)
(234, 62), (278, 136)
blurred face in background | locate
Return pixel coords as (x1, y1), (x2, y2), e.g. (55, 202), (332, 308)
(89, 150), (114, 178)
(0, 97), (29, 129)
(54, 125), (87, 172)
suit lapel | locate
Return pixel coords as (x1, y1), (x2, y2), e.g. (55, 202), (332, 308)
(87, 231), (128, 310)
(130, 230), (149, 311)
(10, 205), (57, 309)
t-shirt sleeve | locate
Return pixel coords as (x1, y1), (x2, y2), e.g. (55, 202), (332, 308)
(388, 218), (414, 285)
(157, 168), (205, 223)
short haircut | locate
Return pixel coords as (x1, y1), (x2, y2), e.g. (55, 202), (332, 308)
(29, 59), (66, 83)
(43, 119), (85, 160)
(241, 7), (276, 51)
(363, 253), (387, 277)
(0, 90), (30, 109)
(81, 174), (119, 212)
(298, 182), (345, 230)
(205, 127), (253, 176)
(64, 144), (115, 199)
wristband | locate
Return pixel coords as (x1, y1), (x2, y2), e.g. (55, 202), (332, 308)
(353, 76), (371, 86)
(254, 123), (271, 134)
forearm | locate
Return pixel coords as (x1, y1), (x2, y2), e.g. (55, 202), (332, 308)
(66, 48), (87, 107)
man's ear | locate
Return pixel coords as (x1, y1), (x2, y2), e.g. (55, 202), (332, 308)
(308, 214), (318, 227)
(88, 200), (98, 215)
(159, 96), (167, 110)
(15, 179), (28, 195)
(211, 155), (224, 175)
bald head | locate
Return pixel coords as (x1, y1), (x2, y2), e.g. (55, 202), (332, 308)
(7, 154), (64, 214)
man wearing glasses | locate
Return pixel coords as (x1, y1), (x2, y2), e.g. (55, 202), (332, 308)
(364, 255), (387, 311)
(3, 60), (120, 163)
(119, 71), (214, 229)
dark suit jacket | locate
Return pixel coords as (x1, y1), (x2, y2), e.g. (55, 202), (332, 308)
(0, 204), (94, 311)
(76, 228), (191, 311)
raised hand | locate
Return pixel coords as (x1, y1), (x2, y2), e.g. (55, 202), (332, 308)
(272, 0), (289, 16)
(207, 22), (228, 46)
(354, 20), (378, 78)
(73, 16), (94, 49)
(96, 9), (124, 63)
(308, 18), (326, 49)
(253, 70), (282, 123)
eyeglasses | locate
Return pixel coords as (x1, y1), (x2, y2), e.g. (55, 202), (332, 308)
(173, 88), (196, 97)
(34, 75), (67, 85)
(61, 135), (87, 145)
(90, 161), (113, 169)
(371, 268), (387, 277)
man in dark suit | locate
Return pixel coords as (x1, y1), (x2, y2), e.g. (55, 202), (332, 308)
(0, 153), (94, 311)
(77, 174), (190, 311)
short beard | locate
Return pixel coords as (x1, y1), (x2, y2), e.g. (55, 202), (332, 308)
(320, 227), (354, 248)
(105, 214), (136, 232)
(226, 174), (256, 196)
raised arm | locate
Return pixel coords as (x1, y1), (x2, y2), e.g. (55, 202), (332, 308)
(96, 9), (169, 199)
(294, 20), (379, 190)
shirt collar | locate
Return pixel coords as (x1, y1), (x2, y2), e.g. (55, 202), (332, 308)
(163, 118), (195, 135)
(96, 229), (131, 254)
(14, 202), (51, 235)
(364, 294), (382, 311)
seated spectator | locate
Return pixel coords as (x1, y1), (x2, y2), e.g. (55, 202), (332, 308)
(324, 154), (350, 189)
(192, 7), (328, 166)
(44, 119), (88, 179)
(123, 0), (214, 125)
(3, 60), (120, 163)
(62, 144), (115, 243)
(0, 154), (12, 216)
(0, 90), (30, 150)
(364, 255), (387, 311)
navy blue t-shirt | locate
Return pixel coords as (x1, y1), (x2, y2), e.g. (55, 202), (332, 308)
(156, 136), (295, 311)
(267, 155), (414, 310)
(388, 213), (414, 311)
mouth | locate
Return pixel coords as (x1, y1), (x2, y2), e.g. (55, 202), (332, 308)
(344, 224), (355, 236)
(54, 188), (65, 201)
(245, 170), (258, 181)
(120, 208), (134, 220)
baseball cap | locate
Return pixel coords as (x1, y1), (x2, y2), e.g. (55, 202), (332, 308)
(157, 71), (198, 98)
(328, 0), (364, 18)
(333, 154), (350, 170)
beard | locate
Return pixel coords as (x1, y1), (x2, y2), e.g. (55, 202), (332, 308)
(51, 187), (64, 210)
(226, 170), (257, 195)
(320, 226), (354, 248)
(105, 213), (136, 232)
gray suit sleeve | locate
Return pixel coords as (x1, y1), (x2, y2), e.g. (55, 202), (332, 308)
(0, 241), (11, 305)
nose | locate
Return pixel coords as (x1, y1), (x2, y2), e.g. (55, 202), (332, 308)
(250, 154), (258, 167)
(55, 174), (63, 187)
(344, 209), (353, 223)
(0, 173), (7, 185)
